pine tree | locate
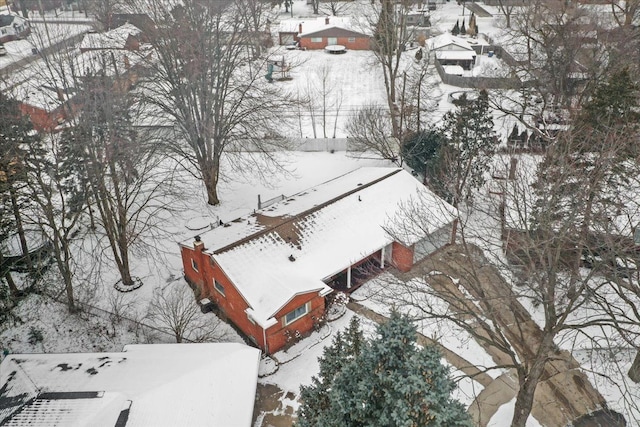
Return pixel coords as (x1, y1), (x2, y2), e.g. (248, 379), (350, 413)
(297, 317), (365, 426)
(452, 20), (460, 36)
(402, 130), (446, 180)
(296, 313), (472, 427)
(430, 90), (498, 242)
(460, 20), (466, 35)
(0, 93), (40, 283)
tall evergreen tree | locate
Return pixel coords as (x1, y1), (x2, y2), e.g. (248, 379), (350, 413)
(452, 20), (460, 35)
(429, 90), (498, 242)
(297, 316), (365, 427)
(296, 313), (471, 427)
(402, 130), (446, 182)
(0, 93), (39, 277)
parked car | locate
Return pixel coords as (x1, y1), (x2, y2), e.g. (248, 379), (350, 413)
(0, 44), (7, 56)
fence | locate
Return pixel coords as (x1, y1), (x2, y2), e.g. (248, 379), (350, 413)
(434, 58), (521, 89)
(291, 138), (350, 152)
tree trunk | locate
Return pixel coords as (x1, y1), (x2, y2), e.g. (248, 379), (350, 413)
(203, 162), (220, 206)
(629, 351), (640, 383)
(54, 237), (76, 312)
(450, 218), (459, 245)
(511, 356), (548, 427)
(0, 251), (19, 296)
(9, 185), (33, 272)
(117, 235), (134, 287)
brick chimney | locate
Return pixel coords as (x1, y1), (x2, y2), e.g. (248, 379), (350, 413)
(325, 17), (329, 25)
(194, 235), (205, 252)
(298, 23), (302, 34)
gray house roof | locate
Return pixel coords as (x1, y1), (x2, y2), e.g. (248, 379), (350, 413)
(299, 26), (369, 39)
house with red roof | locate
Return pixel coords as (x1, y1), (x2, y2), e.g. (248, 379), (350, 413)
(179, 167), (457, 354)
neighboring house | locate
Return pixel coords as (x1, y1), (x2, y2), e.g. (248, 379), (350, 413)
(279, 16), (370, 50)
(405, 11), (430, 27)
(8, 23), (150, 131)
(79, 22), (142, 53)
(0, 13), (29, 43)
(111, 13), (155, 34)
(180, 167), (457, 354)
(0, 343), (261, 427)
(13, 82), (78, 132)
(430, 34), (477, 70)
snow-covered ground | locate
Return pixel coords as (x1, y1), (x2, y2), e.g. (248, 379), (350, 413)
(0, 21), (91, 70)
(3, 1), (639, 426)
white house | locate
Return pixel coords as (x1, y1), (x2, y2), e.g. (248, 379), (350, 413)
(0, 13), (29, 43)
(0, 343), (261, 427)
(430, 34), (477, 70)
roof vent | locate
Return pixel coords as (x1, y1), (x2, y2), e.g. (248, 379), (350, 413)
(288, 254), (296, 262)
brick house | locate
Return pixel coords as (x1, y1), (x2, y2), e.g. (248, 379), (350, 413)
(279, 16), (371, 50)
(180, 168), (456, 354)
(12, 23), (148, 131)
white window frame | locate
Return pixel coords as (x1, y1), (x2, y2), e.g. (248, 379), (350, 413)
(284, 302), (310, 326)
(214, 279), (225, 297)
(348, 37), (356, 43)
(191, 258), (199, 272)
(311, 37), (322, 43)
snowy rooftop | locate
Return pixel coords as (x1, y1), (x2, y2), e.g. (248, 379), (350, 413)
(436, 50), (476, 60)
(279, 16), (364, 36)
(184, 167), (456, 327)
(430, 34), (477, 51)
(0, 343), (260, 427)
(79, 23), (141, 51)
(72, 47), (148, 77)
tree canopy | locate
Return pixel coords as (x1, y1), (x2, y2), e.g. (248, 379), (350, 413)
(296, 314), (472, 427)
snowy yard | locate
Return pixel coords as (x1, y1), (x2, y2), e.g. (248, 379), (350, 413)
(2, 1), (639, 426)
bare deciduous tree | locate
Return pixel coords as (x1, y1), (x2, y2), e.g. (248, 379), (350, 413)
(345, 104), (400, 163)
(367, 0), (414, 137)
(376, 71), (640, 427)
(146, 284), (228, 343)
(133, 0), (293, 205)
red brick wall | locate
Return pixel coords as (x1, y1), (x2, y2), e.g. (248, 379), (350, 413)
(181, 243), (327, 354)
(299, 36), (371, 50)
(265, 293), (326, 354)
(18, 104), (63, 132)
(180, 245), (206, 288)
(392, 241), (415, 272)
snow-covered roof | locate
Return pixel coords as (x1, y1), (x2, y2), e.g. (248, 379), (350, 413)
(184, 167), (456, 327)
(436, 50), (476, 60)
(443, 65), (465, 75)
(0, 13), (27, 29)
(279, 16), (354, 36)
(72, 47), (148, 77)
(80, 23), (141, 50)
(429, 34), (475, 51)
(0, 343), (260, 427)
